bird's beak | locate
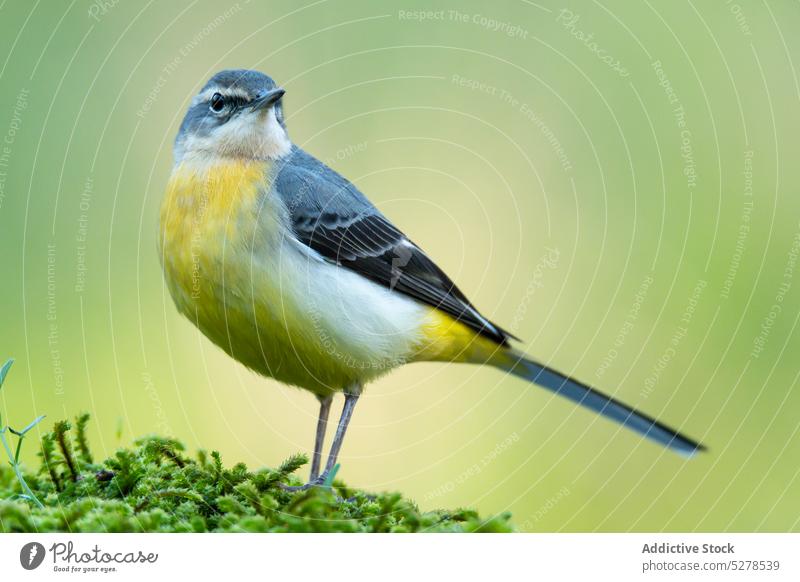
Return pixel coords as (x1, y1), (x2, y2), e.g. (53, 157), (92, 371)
(251, 88), (285, 111)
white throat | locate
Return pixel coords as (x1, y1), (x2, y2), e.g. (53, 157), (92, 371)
(176, 107), (292, 165)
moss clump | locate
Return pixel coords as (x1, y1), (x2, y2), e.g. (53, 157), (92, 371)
(0, 415), (513, 532)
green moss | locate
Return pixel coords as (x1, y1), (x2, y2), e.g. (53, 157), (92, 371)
(0, 415), (513, 533)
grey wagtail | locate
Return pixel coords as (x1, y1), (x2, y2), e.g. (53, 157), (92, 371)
(159, 70), (704, 489)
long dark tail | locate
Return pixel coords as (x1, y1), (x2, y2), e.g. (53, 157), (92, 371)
(493, 350), (705, 456)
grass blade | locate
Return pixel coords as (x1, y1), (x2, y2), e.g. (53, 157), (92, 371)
(0, 359), (13, 389)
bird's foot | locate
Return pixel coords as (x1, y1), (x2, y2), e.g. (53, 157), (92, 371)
(278, 476), (326, 492)
(279, 464), (340, 492)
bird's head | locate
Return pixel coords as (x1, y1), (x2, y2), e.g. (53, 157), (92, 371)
(174, 69), (290, 164)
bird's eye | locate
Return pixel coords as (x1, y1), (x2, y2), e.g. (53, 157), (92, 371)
(210, 93), (225, 112)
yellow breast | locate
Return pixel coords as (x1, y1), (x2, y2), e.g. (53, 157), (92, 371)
(159, 159), (275, 328)
(160, 159), (271, 254)
(158, 158), (366, 394)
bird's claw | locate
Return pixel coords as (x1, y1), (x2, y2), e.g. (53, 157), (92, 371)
(279, 474), (328, 492)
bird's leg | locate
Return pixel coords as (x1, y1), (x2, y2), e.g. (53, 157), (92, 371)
(280, 384), (361, 492)
(309, 394), (333, 482)
(319, 386), (361, 478)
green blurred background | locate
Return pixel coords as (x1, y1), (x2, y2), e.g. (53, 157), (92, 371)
(1, 0), (799, 531)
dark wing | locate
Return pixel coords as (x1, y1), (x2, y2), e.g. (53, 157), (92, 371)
(274, 147), (513, 346)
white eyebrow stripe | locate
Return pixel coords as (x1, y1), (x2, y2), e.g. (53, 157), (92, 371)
(192, 87), (252, 105)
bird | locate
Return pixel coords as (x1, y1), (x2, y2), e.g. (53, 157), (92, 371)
(159, 69), (704, 489)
